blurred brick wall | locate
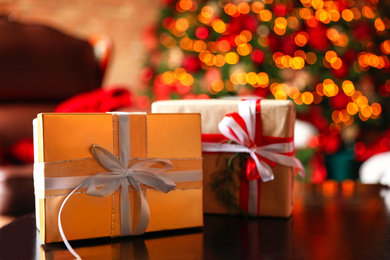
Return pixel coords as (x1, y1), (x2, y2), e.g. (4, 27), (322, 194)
(0, 0), (161, 94)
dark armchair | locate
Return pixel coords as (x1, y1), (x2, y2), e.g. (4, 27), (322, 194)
(0, 16), (112, 215)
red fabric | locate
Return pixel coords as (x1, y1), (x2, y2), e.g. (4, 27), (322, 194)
(55, 87), (132, 113)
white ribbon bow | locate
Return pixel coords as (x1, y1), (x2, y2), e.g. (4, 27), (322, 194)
(203, 100), (304, 182)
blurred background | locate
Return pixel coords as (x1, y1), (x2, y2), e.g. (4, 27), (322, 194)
(0, 0), (390, 220)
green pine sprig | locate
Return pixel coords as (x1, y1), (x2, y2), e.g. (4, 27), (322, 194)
(210, 152), (249, 216)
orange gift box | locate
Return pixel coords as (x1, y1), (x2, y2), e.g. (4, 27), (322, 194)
(33, 112), (203, 244)
(152, 99), (303, 217)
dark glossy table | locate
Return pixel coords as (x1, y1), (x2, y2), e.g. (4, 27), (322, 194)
(1, 182), (390, 260)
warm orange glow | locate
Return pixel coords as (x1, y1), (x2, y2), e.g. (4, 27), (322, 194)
(201, 6), (214, 18)
(237, 2), (250, 14)
(180, 73), (194, 86)
(224, 3), (238, 16)
(180, 37), (193, 50)
(329, 9), (340, 22)
(175, 18), (189, 32)
(240, 30), (253, 42)
(257, 72), (269, 87)
(213, 54), (226, 67)
(302, 91), (314, 104)
(325, 50), (338, 63)
(326, 28), (340, 42)
(371, 103), (382, 116)
(193, 40), (206, 52)
(340, 109), (351, 122)
(225, 52), (239, 64)
(316, 9), (331, 24)
(332, 110), (341, 123)
(355, 95), (368, 108)
(275, 17), (288, 30)
(342, 9), (354, 22)
(237, 43), (252, 56)
(347, 102), (359, 115)
(218, 40), (231, 52)
(212, 19), (227, 33)
(311, 0), (324, 10)
(274, 26), (286, 36)
(362, 6), (376, 19)
(246, 72), (258, 85)
(295, 32), (309, 47)
(211, 79), (224, 92)
(342, 80), (355, 96)
(337, 33), (349, 47)
(251, 1), (264, 13)
(179, 0), (193, 11)
(259, 10), (272, 21)
(375, 18), (386, 31)
(361, 105), (372, 118)
(174, 67), (186, 79)
(281, 55), (291, 68)
(161, 71), (175, 85)
(199, 50), (212, 62)
(323, 79), (339, 97)
(331, 57), (343, 69)
(290, 57), (305, 70)
(288, 86), (300, 99)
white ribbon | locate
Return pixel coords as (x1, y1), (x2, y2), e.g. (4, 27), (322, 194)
(202, 100), (305, 214)
(57, 113), (177, 260)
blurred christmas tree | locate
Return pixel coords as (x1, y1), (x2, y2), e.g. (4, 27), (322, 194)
(140, 0), (390, 181)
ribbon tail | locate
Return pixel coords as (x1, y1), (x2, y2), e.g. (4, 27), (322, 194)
(127, 176), (150, 235)
(58, 179), (90, 260)
(250, 151), (274, 182)
(256, 149), (306, 178)
(120, 178), (132, 236)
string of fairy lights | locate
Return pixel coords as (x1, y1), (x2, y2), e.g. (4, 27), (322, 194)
(141, 0), (390, 140)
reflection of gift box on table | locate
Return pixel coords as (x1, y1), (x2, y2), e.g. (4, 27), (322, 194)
(40, 230), (203, 260)
(152, 99), (304, 217)
(33, 113), (203, 247)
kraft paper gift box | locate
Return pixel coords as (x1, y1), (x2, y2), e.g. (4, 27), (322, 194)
(40, 231), (203, 260)
(152, 99), (304, 217)
(33, 112), (203, 247)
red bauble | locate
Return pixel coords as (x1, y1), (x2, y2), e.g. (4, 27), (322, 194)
(323, 134), (341, 154)
(195, 27), (209, 40)
(273, 4), (288, 16)
(251, 49), (264, 64)
(307, 23), (330, 51)
(330, 92), (349, 110)
(183, 56), (201, 72)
